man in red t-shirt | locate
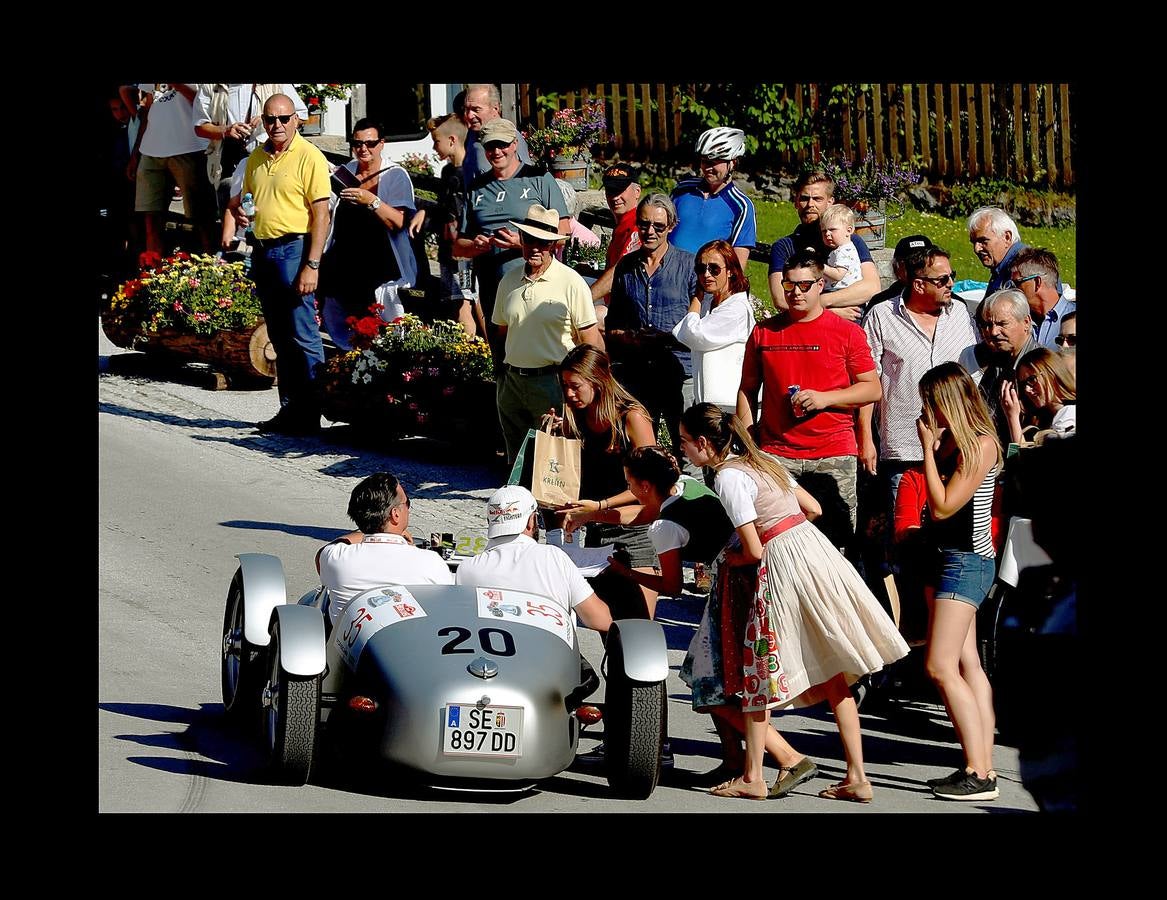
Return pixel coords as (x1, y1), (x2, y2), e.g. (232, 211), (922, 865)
(737, 248), (882, 554)
(589, 164), (642, 327)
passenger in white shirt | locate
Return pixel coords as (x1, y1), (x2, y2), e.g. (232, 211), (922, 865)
(456, 485), (612, 634)
(316, 472), (453, 626)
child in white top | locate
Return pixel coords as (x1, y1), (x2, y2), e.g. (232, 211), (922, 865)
(820, 204), (862, 291)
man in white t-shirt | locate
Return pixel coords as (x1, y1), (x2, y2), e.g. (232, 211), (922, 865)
(456, 486), (612, 634)
(317, 472), (453, 626)
(131, 83), (216, 253)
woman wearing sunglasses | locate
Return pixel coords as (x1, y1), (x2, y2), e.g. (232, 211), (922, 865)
(1000, 347), (1076, 444)
(672, 240), (756, 414)
(318, 118), (418, 350)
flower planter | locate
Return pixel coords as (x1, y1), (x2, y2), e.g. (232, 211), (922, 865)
(101, 308), (277, 387)
(851, 204), (887, 250)
(549, 154), (591, 190)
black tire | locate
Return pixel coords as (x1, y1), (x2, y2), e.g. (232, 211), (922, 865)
(605, 678), (665, 800)
(263, 619), (320, 785)
(221, 570), (263, 723)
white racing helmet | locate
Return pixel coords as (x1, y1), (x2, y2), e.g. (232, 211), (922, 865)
(694, 127), (746, 161)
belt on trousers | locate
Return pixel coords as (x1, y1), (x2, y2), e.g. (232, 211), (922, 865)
(505, 362), (558, 376)
(254, 232), (307, 249)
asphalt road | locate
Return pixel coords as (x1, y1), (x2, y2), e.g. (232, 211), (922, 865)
(98, 322), (1038, 813)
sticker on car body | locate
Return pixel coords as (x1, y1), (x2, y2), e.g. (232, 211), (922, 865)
(335, 585), (426, 669)
(474, 588), (574, 648)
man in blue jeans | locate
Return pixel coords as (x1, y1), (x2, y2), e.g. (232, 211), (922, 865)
(235, 93), (331, 435)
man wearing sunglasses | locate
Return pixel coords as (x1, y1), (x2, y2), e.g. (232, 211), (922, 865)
(605, 194), (697, 456)
(767, 170), (881, 321)
(1009, 248), (1075, 351)
(235, 93), (332, 435)
(738, 248), (881, 556)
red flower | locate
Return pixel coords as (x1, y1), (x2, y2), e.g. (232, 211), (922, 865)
(138, 250), (162, 271)
(308, 96), (319, 107)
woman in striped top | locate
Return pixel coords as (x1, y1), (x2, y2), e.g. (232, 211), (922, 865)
(916, 362), (1003, 801)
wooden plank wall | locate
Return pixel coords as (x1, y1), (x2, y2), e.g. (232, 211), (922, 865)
(516, 83), (1074, 188)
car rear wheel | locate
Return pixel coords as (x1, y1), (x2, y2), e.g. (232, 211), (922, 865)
(605, 678), (665, 799)
(263, 618), (320, 785)
(221, 569), (262, 723)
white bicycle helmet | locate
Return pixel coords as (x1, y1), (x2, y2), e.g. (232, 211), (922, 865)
(694, 127), (746, 160)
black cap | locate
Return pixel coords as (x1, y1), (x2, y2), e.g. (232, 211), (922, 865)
(602, 163), (640, 194)
(893, 234), (934, 261)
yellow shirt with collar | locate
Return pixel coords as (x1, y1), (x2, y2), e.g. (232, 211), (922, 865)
(242, 132), (331, 241)
(493, 257), (597, 368)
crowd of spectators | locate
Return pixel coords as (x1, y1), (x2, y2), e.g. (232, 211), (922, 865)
(99, 85), (1077, 805)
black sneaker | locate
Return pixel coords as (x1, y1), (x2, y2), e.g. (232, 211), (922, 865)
(257, 412), (321, 436)
(932, 772), (999, 801)
(926, 767), (969, 790)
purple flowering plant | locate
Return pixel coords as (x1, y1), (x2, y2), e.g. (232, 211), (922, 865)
(818, 152), (921, 210)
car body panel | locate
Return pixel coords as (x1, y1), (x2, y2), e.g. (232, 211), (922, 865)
(269, 604), (327, 677)
(235, 553), (287, 647)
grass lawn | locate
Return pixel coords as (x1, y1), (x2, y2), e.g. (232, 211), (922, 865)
(739, 198), (1075, 309)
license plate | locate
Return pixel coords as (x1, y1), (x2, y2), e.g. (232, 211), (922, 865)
(442, 704), (523, 757)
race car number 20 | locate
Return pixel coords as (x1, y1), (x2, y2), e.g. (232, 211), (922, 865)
(442, 704), (523, 757)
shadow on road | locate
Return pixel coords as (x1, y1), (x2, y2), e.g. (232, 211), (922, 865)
(220, 519), (347, 543)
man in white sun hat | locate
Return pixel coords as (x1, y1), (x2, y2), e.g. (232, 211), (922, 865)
(455, 485), (613, 633)
(492, 202), (605, 464)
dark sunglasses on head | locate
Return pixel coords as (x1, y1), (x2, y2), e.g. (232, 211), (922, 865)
(695, 263), (723, 276)
(1054, 333), (1077, 347)
(350, 139), (382, 149)
(262, 113), (295, 126)
(637, 220), (668, 234)
(781, 278), (820, 293)
(915, 272), (956, 287)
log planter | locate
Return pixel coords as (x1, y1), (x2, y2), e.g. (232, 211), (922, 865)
(101, 309), (277, 389)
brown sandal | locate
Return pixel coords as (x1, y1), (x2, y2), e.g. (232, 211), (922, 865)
(817, 780), (873, 803)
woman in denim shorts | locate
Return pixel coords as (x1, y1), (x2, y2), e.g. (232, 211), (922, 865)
(916, 363), (1003, 802)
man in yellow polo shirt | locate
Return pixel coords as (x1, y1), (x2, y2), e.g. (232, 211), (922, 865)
(493, 203), (604, 463)
(236, 93), (331, 435)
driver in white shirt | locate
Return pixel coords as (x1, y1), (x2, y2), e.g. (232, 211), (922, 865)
(317, 472), (453, 626)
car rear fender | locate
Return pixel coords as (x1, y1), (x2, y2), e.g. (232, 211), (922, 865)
(268, 604), (327, 677)
(235, 553), (288, 647)
(607, 619), (668, 683)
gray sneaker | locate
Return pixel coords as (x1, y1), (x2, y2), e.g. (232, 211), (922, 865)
(932, 772), (999, 801)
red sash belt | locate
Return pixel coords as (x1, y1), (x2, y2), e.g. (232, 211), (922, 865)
(760, 513), (807, 544)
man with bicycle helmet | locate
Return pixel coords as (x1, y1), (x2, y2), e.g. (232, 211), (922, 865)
(669, 127), (756, 269)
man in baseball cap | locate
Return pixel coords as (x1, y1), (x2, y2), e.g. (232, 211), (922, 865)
(456, 485), (613, 633)
(862, 234), (937, 319)
(589, 164), (643, 311)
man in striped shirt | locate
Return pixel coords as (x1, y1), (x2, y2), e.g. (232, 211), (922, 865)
(860, 244), (979, 533)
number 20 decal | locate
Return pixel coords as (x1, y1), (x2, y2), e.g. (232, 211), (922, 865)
(439, 626), (516, 657)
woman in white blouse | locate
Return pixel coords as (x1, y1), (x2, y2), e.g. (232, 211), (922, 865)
(672, 239), (757, 412)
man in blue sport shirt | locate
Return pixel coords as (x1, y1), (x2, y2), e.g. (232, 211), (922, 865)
(669, 127), (756, 270)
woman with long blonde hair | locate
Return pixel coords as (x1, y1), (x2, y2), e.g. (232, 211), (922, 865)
(916, 362), (1003, 801)
(680, 403), (908, 802)
(1000, 347), (1076, 444)
(547, 345), (660, 615)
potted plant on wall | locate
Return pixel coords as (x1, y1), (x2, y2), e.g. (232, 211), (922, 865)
(523, 99), (606, 190)
(294, 84), (357, 134)
(817, 152), (921, 249)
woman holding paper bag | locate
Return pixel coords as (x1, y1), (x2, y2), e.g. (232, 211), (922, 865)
(548, 345), (660, 616)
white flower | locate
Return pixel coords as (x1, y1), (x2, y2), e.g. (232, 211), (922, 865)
(362, 373), (372, 384)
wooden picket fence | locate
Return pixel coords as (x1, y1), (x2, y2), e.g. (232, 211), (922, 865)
(516, 83), (1075, 189)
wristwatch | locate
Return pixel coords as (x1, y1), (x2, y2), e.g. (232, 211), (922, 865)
(368, 197), (382, 211)
(305, 259), (321, 270)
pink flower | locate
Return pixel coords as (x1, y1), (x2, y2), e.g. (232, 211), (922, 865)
(427, 367), (440, 378)
(188, 277), (200, 287)
(173, 301), (184, 312)
(193, 312), (210, 323)
(416, 412), (429, 424)
(402, 371), (414, 383)
(217, 297), (232, 308)
(442, 386), (456, 397)
(385, 393), (398, 404)
(407, 402), (419, 411)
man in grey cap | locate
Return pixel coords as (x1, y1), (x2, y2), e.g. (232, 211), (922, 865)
(454, 117), (569, 356)
(492, 203), (604, 463)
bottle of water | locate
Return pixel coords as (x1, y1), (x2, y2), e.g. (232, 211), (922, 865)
(241, 192), (256, 235)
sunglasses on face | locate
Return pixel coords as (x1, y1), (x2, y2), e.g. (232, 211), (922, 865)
(350, 139), (382, 149)
(262, 114), (295, 126)
(637, 220), (669, 234)
(525, 237), (556, 248)
(1054, 333), (1077, 347)
(915, 273), (956, 287)
(781, 279), (820, 293)
(1019, 375), (1040, 389)
(695, 263), (723, 276)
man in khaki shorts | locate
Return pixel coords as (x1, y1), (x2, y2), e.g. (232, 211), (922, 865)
(131, 83), (216, 253)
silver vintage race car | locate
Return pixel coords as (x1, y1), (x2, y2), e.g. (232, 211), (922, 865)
(220, 552), (670, 798)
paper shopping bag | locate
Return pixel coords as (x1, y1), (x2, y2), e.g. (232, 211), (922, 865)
(531, 428), (581, 507)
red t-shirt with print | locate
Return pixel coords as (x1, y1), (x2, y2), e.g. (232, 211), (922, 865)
(739, 310), (876, 459)
(607, 208), (641, 270)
